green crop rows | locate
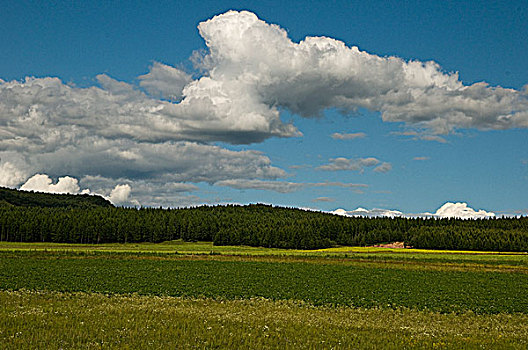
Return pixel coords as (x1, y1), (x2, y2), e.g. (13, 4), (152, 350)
(1, 251), (527, 314)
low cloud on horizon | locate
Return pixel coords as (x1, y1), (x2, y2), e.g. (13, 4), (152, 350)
(11, 173), (516, 218)
(18, 173), (137, 206)
(331, 202), (497, 219)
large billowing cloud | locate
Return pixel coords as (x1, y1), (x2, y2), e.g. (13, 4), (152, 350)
(193, 11), (528, 134)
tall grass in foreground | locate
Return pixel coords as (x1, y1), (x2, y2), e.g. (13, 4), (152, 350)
(2, 290), (528, 349)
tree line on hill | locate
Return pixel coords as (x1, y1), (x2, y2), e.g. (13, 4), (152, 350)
(1, 203), (527, 251)
(0, 187), (112, 208)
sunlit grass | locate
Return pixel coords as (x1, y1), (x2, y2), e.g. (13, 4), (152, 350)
(2, 290), (527, 350)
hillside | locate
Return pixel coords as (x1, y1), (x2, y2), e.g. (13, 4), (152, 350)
(0, 187), (113, 209)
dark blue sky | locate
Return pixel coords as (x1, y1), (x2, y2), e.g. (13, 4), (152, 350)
(1, 0), (527, 214)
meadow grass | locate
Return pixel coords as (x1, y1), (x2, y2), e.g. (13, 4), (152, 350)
(2, 290), (528, 349)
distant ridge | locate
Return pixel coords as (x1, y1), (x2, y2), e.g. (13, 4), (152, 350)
(0, 187), (113, 208)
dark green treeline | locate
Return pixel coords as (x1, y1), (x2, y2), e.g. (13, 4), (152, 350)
(0, 187), (112, 208)
(1, 204), (527, 251)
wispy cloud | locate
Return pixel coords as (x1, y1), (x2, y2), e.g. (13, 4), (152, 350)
(310, 182), (369, 189)
(215, 179), (368, 193)
(215, 179), (303, 193)
(331, 132), (367, 140)
(318, 157), (391, 173)
(392, 131), (447, 143)
(289, 164), (311, 169)
(312, 197), (335, 202)
(373, 162), (392, 173)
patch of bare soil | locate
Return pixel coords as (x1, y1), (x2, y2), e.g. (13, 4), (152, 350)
(370, 242), (407, 249)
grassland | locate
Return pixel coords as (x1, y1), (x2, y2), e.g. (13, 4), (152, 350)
(2, 290), (528, 349)
(1, 241), (528, 348)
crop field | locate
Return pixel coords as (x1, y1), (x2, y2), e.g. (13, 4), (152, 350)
(1, 242), (528, 348)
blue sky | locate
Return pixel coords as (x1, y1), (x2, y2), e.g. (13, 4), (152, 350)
(1, 0), (527, 215)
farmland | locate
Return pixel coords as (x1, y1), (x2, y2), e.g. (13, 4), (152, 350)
(1, 242), (528, 348)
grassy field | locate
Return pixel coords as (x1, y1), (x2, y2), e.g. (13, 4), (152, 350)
(2, 290), (528, 349)
(1, 241), (528, 348)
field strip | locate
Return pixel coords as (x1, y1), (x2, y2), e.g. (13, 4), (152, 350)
(2, 241), (528, 256)
(2, 249), (528, 274)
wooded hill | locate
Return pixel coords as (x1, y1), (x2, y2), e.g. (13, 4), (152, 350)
(0, 187), (113, 208)
(0, 190), (527, 251)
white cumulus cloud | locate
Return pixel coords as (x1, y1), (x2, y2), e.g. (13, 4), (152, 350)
(20, 174), (80, 194)
(107, 184), (132, 205)
(433, 202), (495, 219)
(193, 11), (528, 134)
(331, 202), (496, 219)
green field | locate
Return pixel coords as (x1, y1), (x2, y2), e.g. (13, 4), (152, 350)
(1, 241), (528, 348)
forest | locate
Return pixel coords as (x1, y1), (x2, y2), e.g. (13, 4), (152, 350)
(1, 188), (527, 251)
